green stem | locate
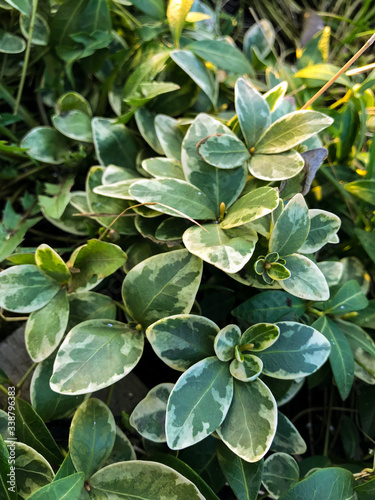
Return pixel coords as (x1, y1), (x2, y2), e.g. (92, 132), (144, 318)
(16, 363), (37, 391)
(307, 307), (324, 317)
(13, 0), (39, 120)
(0, 385), (9, 396)
(0, 81), (38, 128)
(366, 131), (375, 179)
(106, 385), (115, 406)
(323, 384), (334, 456)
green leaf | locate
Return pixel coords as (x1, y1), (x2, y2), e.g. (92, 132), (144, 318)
(258, 321), (331, 379)
(93, 179), (142, 200)
(267, 263), (291, 280)
(182, 114), (247, 213)
(122, 249), (202, 328)
(325, 280), (368, 315)
(21, 127), (69, 164)
(183, 223), (257, 273)
(235, 77), (271, 148)
(0, 264), (60, 313)
(221, 187), (279, 229)
(127, 82), (179, 107)
(20, 13), (49, 46)
(52, 111), (93, 142)
(0, 29), (26, 53)
(69, 239), (127, 290)
(0, 435), (17, 500)
(352, 300), (375, 330)
(240, 323), (280, 352)
(0, 217), (41, 263)
(57, 91), (92, 116)
(3, 0), (30, 15)
(105, 425), (136, 465)
(355, 477), (375, 500)
(356, 229), (375, 262)
(263, 452), (299, 499)
(67, 291), (116, 330)
(4, 441), (54, 498)
(35, 244), (71, 283)
(280, 254), (330, 301)
(217, 378), (277, 462)
(171, 50), (218, 106)
(69, 399), (116, 478)
(244, 19), (274, 60)
(312, 317), (354, 400)
(269, 194), (310, 256)
(271, 412), (307, 455)
(232, 291), (305, 324)
(197, 134), (250, 169)
(167, 0), (194, 47)
(131, 0), (165, 19)
(264, 82), (288, 112)
(294, 64), (351, 87)
(279, 467), (356, 500)
(230, 354), (263, 382)
(50, 0), (90, 49)
(50, 319), (144, 395)
(154, 114), (184, 161)
(345, 180), (375, 205)
(189, 40), (252, 74)
(89, 461), (206, 499)
(25, 289), (69, 362)
(142, 157), (185, 180)
(214, 325), (241, 362)
(30, 357), (86, 421)
(336, 319), (375, 357)
(130, 383), (173, 442)
(299, 209), (341, 254)
(129, 178), (216, 219)
(146, 314), (217, 371)
(38, 178), (74, 220)
(15, 399), (62, 465)
(249, 150), (304, 181)
(255, 110), (333, 154)
(217, 441), (264, 500)
(134, 108), (164, 154)
(27, 473), (84, 500)
(166, 357), (233, 449)
(92, 118), (138, 169)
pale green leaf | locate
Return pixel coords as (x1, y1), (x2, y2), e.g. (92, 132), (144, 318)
(230, 354), (263, 382)
(299, 209), (341, 254)
(35, 244), (71, 283)
(249, 150), (304, 181)
(263, 452), (299, 499)
(52, 111), (93, 142)
(214, 324), (241, 362)
(0, 29), (26, 53)
(21, 127), (69, 164)
(167, 0), (194, 47)
(93, 179), (142, 200)
(154, 114), (184, 161)
(20, 13), (49, 46)
(3, 0), (30, 14)
(197, 134), (250, 169)
(57, 91), (92, 116)
(189, 40), (252, 74)
(264, 82), (288, 112)
(27, 473), (84, 500)
(240, 323), (280, 352)
(134, 108), (164, 154)
(127, 82), (179, 107)
(142, 157), (185, 180)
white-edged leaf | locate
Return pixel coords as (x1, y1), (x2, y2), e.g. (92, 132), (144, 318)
(197, 134), (250, 169)
(230, 354), (263, 382)
(250, 150), (304, 181)
(154, 114), (184, 161)
(263, 452), (299, 499)
(299, 209), (341, 254)
(214, 325), (241, 362)
(271, 412), (307, 455)
(142, 157), (185, 180)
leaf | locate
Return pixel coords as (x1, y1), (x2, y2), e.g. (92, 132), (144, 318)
(355, 477), (375, 500)
(244, 19), (274, 60)
(142, 157), (185, 180)
(104, 425), (136, 465)
(134, 108), (163, 154)
(93, 179), (142, 200)
(325, 280), (368, 315)
(279, 467), (356, 500)
(221, 187), (279, 229)
(197, 134), (250, 169)
(15, 399), (62, 465)
(258, 321), (331, 379)
(183, 223), (257, 273)
(189, 40), (252, 74)
(240, 323), (280, 352)
(27, 473), (84, 500)
(129, 178), (216, 219)
(263, 452), (299, 499)
(249, 150), (305, 181)
(312, 317), (354, 400)
(69, 399), (116, 478)
(232, 291), (305, 324)
(255, 110), (333, 154)
(235, 77), (271, 148)
(337, 319), (375, 357)
(127, 82), (180, 107)
(0, 435), (17, 500)
(131, 0), (165, 19)
(230, 354), (263, 382)
(3, 0), (30, 15)
(25, 289), (69, 362)
(146, 314), (217, 371)
(57, 91), (92, 116)
(345, 180), (375, 205)
(4, 441), (54, 498)
(299, 209), (341, 254)
(89, 461), (205, 499)
(269, 194), (310, 256)
(30, 357), (86, 422)
(264, 82), (288, 112)
(280, 254), (330, 301)
(69, 239), (127, 290)
(166, 357), (233, 449)
(21, 127), (69, 164)
(214, 325), (241, 362)
(294, 64), (351, 87)
(50, 0), (90, 49)
(356, 228), (375, 262)
(171, 50), (218, 106)
(130, 383), (173, 442)
(217, 378), (277, 462)
(352, 300), (375, 330)
(67, 291), (116, 330)
(0, 29), (26, 53)
(0, 217), (41, 263)
(0, 264), (60, 313)
(92, 118), (138, 169)
(154, 114), (184, 161)
(271, 412), (307, 455)
(35, 244), (71, 283)
(182, 113), (247, 213)
(216, 442), (264, 500)
(167, 0), (194, 47)
(52, 111), (93, 142)
(38, 178), (74, 220)
(50, 319), (144, 395)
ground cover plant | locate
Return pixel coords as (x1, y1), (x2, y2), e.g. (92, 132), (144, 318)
(0, 0), (375, 498)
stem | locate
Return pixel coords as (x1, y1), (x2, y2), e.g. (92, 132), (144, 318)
(307, 307), (324, 317)
(366, 131), (375, 179)
(16, 363), (37, 391)
(292, 406), (358, 423)
(323, 385), (334, 456)
(0, 81), (38, 127)
(0, 385), (9, 396)
(106, 385), (115, 406)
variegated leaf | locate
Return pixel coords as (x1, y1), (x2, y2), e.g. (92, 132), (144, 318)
(67, 291), (116, 330)
(104, 425), (136, 465)
(146, 314), (217, 371)
(122, 249), (203, 328)
(35, 244), (71, 283)
(155, 114), (184, 161)
(50, 319), (144, 395)
(134, 107), (164, 154)
(299, 209), (341, 254)
(271, 412), (307, 455)
(183, 223), (257, 273)
(263, 452), (299, 499)
(181, 114), (247, 213)
(249, 150), (304, 181)
(142, 157), (185, 180)
(92, 117), (137, 168)
(258, 321), (331, 379)
(264, 82), (288, 112)
(166, 357), (233, 449)
(197, 134), (250, 169)
(214, 325), (241, 362)
(240, 323), (280, 352)
(93, 179), (142, 199)
(26, 472), (84, 500)
(130, 383), (173, 442)
(217, 378), (277, 462)
(230, 354), (263, 382)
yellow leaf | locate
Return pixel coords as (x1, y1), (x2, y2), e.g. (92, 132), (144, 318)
(167, 0), (194, 48)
